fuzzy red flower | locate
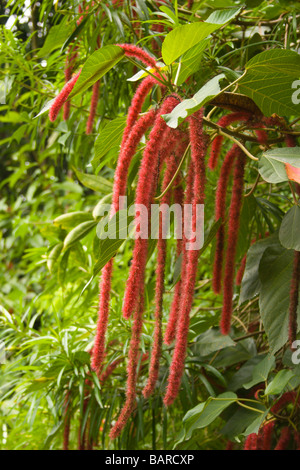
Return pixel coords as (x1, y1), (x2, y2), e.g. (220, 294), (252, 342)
(86, 80), (100, 135)
(49, 70), (81, 122)
(109, 294), (145, 439)
(220, 150), (246, 335)
(122, 96), (181, 320)
(164, 109), (207, 406)
(275, 427), (291, 450)
(212, 144), (239, 294)
(208, 112), (251, 170)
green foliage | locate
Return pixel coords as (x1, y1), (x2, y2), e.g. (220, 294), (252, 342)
(1, 0), (300, 452)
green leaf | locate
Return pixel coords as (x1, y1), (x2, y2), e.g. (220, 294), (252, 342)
(259, 244), (300, 352)
(258, 155), (288, 183)
(205, 6), (243, 24)
(263, 147), (300, 168)
(69, 45), (125, 99)
(243, 354), (275, 389)
(183, 392), (237, 441)
(239, 49), (300, 116)
(93, 209), (134, 276)
(92, 116), (127, 169)
(47, 242), (63, 273)
(92, 194), (112, 220)
(74, 169), (113, 194)
(243, 409), (270, 436)
(174, 40), (209, 86)
(239, 234), (280, 305)
(265, 369), (296, 395)
(163, 74), (225, 128)
(193, 328), (236, 356)
(35, 98), (56, 119)
(63, 221), (97, 249)
(54, 211), (93, 230)
(162, 22), (221, 65)
(211, 338), (257, 368)
(221, 402), (267, 439)
(60, 13), (90, 53)
(228, 356), (265, 391)
(279, 205), (300, 251)
(37, 23), (74, 57)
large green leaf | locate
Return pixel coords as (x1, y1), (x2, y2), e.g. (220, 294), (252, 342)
(93, 209), (134, 276)
(262, 147), (300, 168)
(243, 409), (270, 436)
(173, 40), (209, 86)
(193, 328), (236, 356)
(205, 6), (243, 24)
(54, 211), (93, 230)
(74, 169), (113, 194)
(92, 116), (127, 169)
(221, 402), (267, 439)
(182, 392), (237, 441)
(162, 6), (242, 65)
(258, 155), (288, 183)
(63, 221), (97, 249)
(239, 49), (300, 116)
(69, 45), (125, 98)
(259, 244), (300, 352)
(243, 354), (275, 389)
(37, 23), (74, 57)
(163, 74), (225, 128)
(239, 234), (280, 305)
(265, 369), (296, 395)
(279, 205), (300, 251)
(162, 22), (221, 65)
(47, 242), (63, 273)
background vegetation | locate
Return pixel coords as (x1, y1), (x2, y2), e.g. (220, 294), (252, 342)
(0, 0), (300, 450)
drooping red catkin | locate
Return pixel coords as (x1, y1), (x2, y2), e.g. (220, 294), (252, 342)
(122, 96), (181, 320)
(188, 0), (194, 8)
(261, 421), (275, 450)
(109, 294), (144, 439)
(117, 43), (158, 70)
(220, 149), (246, 335)
(63, 45), (79, 120)
(271, 391), (298, 414)
(212, 144), (239, 294)
(91, 260), (113, 373)
(49, 70), (81, 122)
(121, 76), (158, 146)
(288, 251), (300, 348)
(208, 112), (251, 170)
(285, 133), (297, 148)
(294, 432), (300, 450)
(274, 427), (291, 450)
(91, 110), (156, 373)
(164, 154), (191, 346)
(225, 441), (234, 450)
(244, 433), (257, 450)
(113, 108), (157, 212)
(164, 110), (207, 406)
(86, 80), (100, 135)
(143, 153), (179, 398)
(99, 357), (123, 383)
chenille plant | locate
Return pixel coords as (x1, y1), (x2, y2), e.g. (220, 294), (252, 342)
(1, 0), (300, 451)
